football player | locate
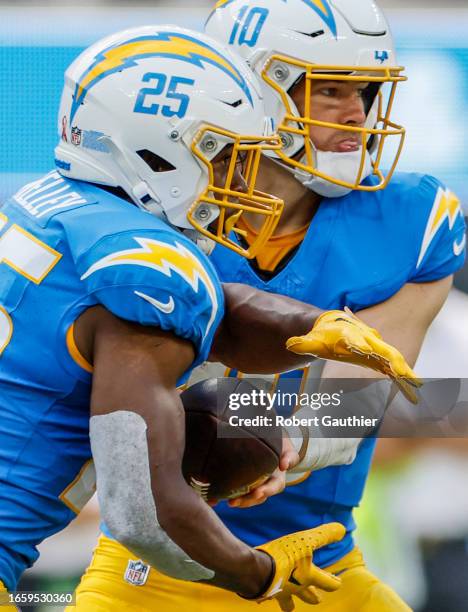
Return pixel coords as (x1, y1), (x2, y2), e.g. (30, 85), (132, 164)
(0, 23), (419, 612)
(69, 2), (466, 611)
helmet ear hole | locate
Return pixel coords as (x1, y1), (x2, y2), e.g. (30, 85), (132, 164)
(363, 82), (381, 115)
(136, 150), (176, 173)
(287, 73), (306, 97)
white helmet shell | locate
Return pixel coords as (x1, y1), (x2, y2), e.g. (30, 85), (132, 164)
(206, 0), (406, 196)
(55, 25), (283, 254)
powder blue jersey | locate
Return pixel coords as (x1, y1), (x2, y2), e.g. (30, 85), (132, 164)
(0, 171), (223, 590)
(209, 172), (466, 568)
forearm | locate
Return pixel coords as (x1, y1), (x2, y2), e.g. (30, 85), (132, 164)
(92, 410), (271, 595)
(297, 281), (450, 469)
(153, 461), (272, 595)
(146, 386), (272, 593)
(286, 410), (362, 474)
(87, 313), (273, 597)
(212, 282), (322, 372)
(285, 377), (395, 476)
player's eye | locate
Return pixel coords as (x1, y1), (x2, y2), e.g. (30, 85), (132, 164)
(320, 87), (338, 97)
(225, 152), (247, 169)
(220, 155), (233, 168)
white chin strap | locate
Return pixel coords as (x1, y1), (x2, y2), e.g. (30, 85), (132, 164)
(294, 148), (373, 198)
(182, 229), (216, 256)
(277, 90), (378, 198)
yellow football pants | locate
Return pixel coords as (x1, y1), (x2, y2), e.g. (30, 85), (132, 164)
(67, 534), (412, 611)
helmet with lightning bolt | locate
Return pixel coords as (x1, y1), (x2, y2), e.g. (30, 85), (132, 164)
(206, 0), (407, 197)
(55, 25), (283, 257)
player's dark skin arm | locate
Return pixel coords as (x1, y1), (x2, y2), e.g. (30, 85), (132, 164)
(75, 306), (272, 597)
(211, 282), (322, 372)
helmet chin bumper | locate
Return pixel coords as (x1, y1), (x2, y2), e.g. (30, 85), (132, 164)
(294, 149), (373, 198)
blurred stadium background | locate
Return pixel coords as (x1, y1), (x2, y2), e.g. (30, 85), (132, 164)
(1, 1), (467, 610)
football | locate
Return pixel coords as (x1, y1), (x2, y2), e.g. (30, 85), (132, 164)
(181, 378), (282, 502)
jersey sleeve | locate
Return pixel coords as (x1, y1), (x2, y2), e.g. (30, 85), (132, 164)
(409, 175), (466, 282)
(75, 228), (224, 366)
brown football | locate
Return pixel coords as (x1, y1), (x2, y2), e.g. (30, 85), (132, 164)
(181, 378), (281, 502)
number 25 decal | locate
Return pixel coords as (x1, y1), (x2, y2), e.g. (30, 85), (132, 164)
(0, 213), (61, 355)
(134, 73), (195, 119)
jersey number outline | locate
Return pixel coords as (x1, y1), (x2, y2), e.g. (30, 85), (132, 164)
(0, 212), (61, 355)
(60, 459), (97, 514)
(0, 212), (92, 512)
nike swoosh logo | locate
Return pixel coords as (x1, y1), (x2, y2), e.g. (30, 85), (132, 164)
(453, 235), (466, 257)
(135, 291), (175, 314)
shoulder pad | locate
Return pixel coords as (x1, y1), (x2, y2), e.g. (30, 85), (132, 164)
(78, 229), (224, 362)
(410, 175), (466, 280)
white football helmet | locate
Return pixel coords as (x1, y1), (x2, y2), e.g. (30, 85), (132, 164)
(206, 0), (407, 197)
(55, 25), (283, 257)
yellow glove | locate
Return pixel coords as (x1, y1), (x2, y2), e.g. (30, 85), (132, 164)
(286, 308), (422, 404)
(253, 523), (345, 612)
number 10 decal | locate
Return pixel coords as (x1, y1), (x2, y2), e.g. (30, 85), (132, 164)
(229, 6), (269, 47)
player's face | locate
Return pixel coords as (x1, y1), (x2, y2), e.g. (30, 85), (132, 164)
(211, 145), (248, 198)
(290, 79), (368, 153)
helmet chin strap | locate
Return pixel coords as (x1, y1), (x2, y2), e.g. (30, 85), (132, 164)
(267, 145), (373, 198)
(182, 229), (216, 256)
(294, 147), (373, 198)
(295, 95), (378, 197)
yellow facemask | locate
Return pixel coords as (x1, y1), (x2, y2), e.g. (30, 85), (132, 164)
(263, 55), (407, 191)
(188, 126), (284, 258)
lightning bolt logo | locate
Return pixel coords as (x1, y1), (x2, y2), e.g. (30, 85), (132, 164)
(214, 0), (237, 8)
(71, 31), (253, 122)
(302, 0), (337, 37)
(210, 0), (337, 38)
(81, 238), (219, 340)
(417, 188), (464, 268)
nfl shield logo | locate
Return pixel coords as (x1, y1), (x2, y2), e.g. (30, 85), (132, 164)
(71, 126), (82, 146)
(124, 559), (151, 586)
